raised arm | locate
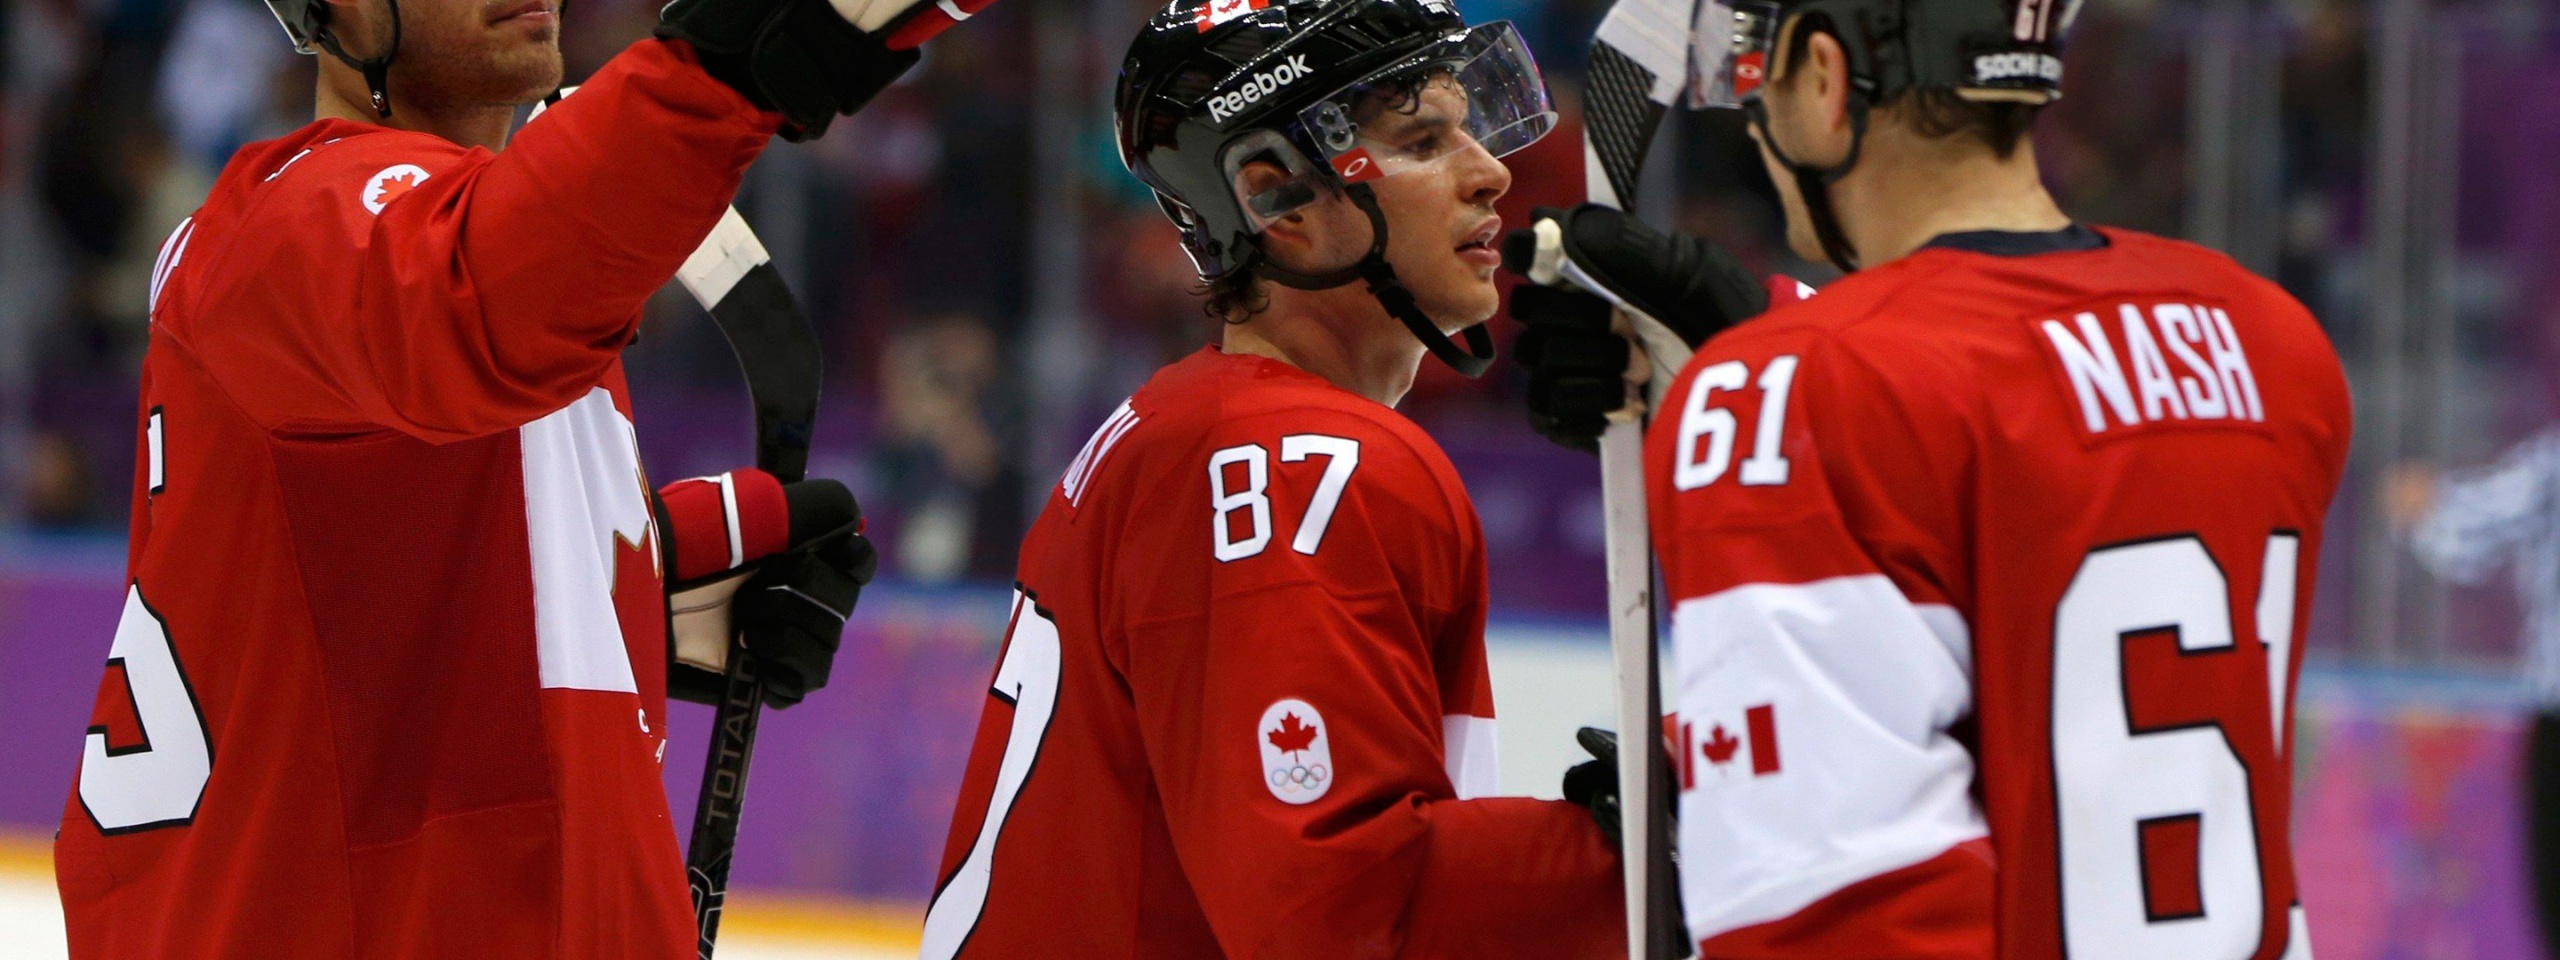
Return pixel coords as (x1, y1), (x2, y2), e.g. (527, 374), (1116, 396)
(185, 39), (774, 440)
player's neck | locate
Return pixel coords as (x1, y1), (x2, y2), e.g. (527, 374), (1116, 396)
(315, 70), (517, 152)
(1223, 290), (1425, 408)
(1833, 131), (2070, 267)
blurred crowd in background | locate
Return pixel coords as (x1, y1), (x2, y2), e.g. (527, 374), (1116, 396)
(3, 0), (2556, 663)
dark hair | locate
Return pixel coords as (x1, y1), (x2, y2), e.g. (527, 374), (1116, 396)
(1772, 15), (2042, 159)
(1883, 87), (2041, 159)
(1201, 271), (1270, 324)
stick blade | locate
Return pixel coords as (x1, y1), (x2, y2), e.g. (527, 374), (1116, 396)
(678, 208), (824, 482)
(1583, 0), (1698, 208)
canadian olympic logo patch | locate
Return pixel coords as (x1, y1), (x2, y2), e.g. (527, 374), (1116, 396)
(362, 164), (431, 215)
(1258, 698), (1332, 805)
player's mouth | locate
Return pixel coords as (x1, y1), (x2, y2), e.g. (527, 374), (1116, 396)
(1455, 217), (1502, 270)
(488, 0), (554, 26)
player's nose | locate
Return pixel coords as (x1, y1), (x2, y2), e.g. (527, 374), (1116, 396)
(1456, 140), (1511, 207)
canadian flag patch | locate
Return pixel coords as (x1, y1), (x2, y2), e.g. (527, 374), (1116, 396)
(362, 164), (431, 215)
(1195, 0), (1268, 31)
(1675, 703), (1781, 789)
(1258, 698), (1333, 805)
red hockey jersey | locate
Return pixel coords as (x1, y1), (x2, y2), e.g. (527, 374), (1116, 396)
(922, 347), (1623, 959)
(53, 40), (778, 959)
(1646, 227), (2351, 960)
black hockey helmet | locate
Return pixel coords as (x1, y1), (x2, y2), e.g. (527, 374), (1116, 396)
(1114, 0), (1557, 377)
(265, 0), (404, 117)
(1689, 0), (2080, 271)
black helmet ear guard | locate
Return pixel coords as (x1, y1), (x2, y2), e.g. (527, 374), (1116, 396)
(1114, 0), (1553, 378)
(1691, 0), (2079, 272)
(264, 0), (404, 117)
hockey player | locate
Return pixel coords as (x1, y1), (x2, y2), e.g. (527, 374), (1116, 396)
(1505, 0), (2354, 956)
(50, 0), (987, 954)
(920, 1), (1627, 957)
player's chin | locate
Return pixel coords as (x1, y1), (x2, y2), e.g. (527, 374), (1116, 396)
(488, 43), (566, 104)
(1419, 268), (1502, 330)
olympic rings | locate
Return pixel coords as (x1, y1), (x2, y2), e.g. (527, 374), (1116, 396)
(1268, 763), (1331, 792)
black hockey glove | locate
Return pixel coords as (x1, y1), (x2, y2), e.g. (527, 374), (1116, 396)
(660, 472), (878, 708)
(658, 0), (998, 142)
(1561, 726), (1693, 958)
(1503, 204), (1771, 451)
(727, 524), (877, 707)
(1562, 726), (1630, 847)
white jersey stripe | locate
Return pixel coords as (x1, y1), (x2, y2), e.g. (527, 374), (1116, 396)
(1440, 713), (1499, 800)
(148, 218), (196, 317)
(1674, 574), (1987, 941)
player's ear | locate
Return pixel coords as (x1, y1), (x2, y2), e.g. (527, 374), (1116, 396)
(1235, 155), (1372, 275)
(1237, 159), (1327, 257)
(1801, 30), (1854, 139)
(1766, 19), (1856, 167)
(1236, 160), (1311, 228)
(315, 0), (384, 54)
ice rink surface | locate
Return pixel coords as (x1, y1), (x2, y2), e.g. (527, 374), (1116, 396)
(0, 847), (920, 960)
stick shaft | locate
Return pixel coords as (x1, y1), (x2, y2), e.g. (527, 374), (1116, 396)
(1598, 422), (1664, 960)
(675, 212), (822, 959)
(1577, 12), (1692, 948)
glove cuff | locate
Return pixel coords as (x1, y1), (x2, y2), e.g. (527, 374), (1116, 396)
(660, 469), (792, 583)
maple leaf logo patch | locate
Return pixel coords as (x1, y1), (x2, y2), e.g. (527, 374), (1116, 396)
(362, 164), (432, 215)
(1257, 698), (1332, 805)
(1675, 703), (1784, 790)
(1700, 723), (1742, 766)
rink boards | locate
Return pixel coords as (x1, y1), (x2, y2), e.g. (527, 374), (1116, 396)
(0, 561), (2539, 957)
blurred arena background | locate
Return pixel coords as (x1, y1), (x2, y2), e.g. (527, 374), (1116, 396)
(3, 0), (2557, 955)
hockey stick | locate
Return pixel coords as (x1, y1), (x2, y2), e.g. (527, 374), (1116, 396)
(1574, 4), (1698, 958)
(528, 89), (822, 959)
(673, 205), (823, 960)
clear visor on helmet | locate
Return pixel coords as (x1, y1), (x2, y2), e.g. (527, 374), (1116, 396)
(1687, 0), (1781, 109)
(1290, 21), (1555, 191)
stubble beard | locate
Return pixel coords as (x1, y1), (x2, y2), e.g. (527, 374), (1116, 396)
(389, 22), (564, 113)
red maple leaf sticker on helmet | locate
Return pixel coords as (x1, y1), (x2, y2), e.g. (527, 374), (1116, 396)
(1267, 712), (1318, 756)
(1195, 0), (1268, 32)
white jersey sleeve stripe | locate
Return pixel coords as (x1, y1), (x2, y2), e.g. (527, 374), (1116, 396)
(148, 218), (195, 318)
(1674, 573), (1988, 940)
(1913, 602), (1973, 681)
(1440, 713), (1499, 800)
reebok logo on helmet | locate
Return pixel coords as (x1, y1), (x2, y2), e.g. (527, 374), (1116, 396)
(1207, 54), (1314, 124)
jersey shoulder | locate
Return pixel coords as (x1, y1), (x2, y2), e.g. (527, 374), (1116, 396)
(182, 121), (474, 292)
(1698, 226), (2335, 402)
(1051, 349), (1480, 622)
(210, 120), (473, 219)
(1686, 256), (1975, 428)
(1106, 349), (1468, 513)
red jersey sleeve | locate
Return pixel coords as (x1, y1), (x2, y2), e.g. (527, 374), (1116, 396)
(1117, 406), (1622, 960)
(172, 39), (778, 442)
(1647, 319), (1996, 960)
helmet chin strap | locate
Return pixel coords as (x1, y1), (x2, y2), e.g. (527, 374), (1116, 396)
(1746, 89), (1868, 274)
(1251, 183), (1497, 378)
(314, 0), (404, 117)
